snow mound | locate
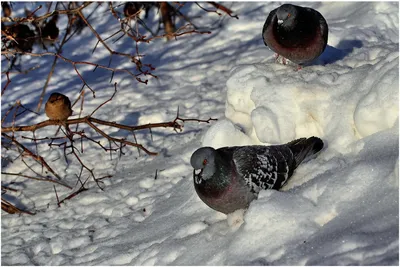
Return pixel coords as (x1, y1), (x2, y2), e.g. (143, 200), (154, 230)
(205, 47), (398, 149)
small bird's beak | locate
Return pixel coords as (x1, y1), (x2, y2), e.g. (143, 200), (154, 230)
(277, 19), (284, 25)
(193, 169), (203, 184)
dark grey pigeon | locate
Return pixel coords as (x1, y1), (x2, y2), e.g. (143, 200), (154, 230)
(190, 137), (324, 214)
(262, 4), (328, 65)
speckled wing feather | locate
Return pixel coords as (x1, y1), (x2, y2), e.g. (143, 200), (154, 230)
(230, 145), (296, 193)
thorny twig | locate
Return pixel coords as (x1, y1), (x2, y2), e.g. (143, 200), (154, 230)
(1, 133), (66, 183)
(1, 72), (11, 96)
(90, 82), (117, 117)
(1, 172), (71, 188)
(57, 182), (89, 206)
(1, 198), (36, 215)
(206, 2), (239, 19)
(1, 2), (92, 23)
(1, 50), (152, 88)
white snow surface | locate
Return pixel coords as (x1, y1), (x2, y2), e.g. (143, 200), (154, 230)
(1, 1), (399, 265)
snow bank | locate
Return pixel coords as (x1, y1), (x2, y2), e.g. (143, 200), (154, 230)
(1, 2), (398, 266)
(205, 47), (399, 148)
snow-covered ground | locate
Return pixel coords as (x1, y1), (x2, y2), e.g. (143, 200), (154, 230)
(1, 1), (399, 265)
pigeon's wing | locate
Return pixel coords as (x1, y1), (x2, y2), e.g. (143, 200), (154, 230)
(231, 145), (295, 193)
(286, 137), (324, 168)
(303, 7), (328, 47)
(262, 7), (278, 47)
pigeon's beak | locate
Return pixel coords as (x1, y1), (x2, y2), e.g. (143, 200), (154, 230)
(277, 19), (284, 25)
(193, 169), (203, 184)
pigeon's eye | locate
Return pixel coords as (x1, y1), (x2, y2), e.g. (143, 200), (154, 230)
(287, 13), (291, 18)
(203, 159), (207, 165)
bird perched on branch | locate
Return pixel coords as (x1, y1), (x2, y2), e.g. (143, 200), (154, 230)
(40, 14), (59, 49)
(262, 4), (328, 66)
(124, 2), (142, 18)
(2, 2), (12, 17)
(67, 2), (86, 35)
(45, 93), (72, 122)
(124, 2), (153, 19)
(190, 137), (324, 214)
(3, 23), (35, 52)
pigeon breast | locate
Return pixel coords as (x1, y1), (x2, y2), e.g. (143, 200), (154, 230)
(262, 4), (328, 64)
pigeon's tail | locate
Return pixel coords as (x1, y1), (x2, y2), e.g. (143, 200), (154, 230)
(287, 137), (324, 168)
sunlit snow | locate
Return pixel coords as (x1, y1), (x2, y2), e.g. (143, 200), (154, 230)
(1, 2), (398, 265)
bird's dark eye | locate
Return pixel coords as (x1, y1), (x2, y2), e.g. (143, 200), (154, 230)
(203, 159), (207, 165)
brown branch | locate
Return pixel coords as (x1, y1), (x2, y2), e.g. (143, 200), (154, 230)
(1, 198), (35, 215)
(74, 131), (120, 152)
(1, 72), (11, 96)
(77, 9), (113, 55)
(85, 120), (157, 156)
(1, 172), (72, 189)
(121, 22), (211, 43)
(2, 114), (217, 135)
(2, 133), (65, 182)
(1, 2), (92, 23)
(1, 111), (218, 160)
(1, 185), (18, 192)
(67, 144), (105, 190)
(53, 185), (60, 207)
(1, 64), (41, 75)
(58, 184), (88, 205)
(160, 2), (176, 41)
(1, 50), (151, 84)
(1, 101), (19, 125)
(199, 2), (239, 19)
(90, 82), (117, 117)
(75, 89), (85, 132)
(36, 53), (60, 112)
(76, 8), (152, 74)
(24, 4), (43, 20)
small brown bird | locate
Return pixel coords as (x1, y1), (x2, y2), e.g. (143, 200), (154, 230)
(4, 23), (35, 52)
(67, 2), (85, 35)
(40, 14), (59, 49)
(45, 93), (72, 121)
(2, 2), (12, 17)
(124, 2), (142, 18)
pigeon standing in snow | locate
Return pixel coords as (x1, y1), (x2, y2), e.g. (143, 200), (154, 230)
(262, 4), (328, 65)
(190, 137), (324, 214)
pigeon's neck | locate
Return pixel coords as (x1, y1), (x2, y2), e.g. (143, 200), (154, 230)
(280, 18), (297, 31)
(197, 157), (233, 197)
(276, 12), (318, 48)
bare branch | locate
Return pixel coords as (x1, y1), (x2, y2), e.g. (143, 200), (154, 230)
(1, 171), (71, 189)
(1, 198), (35, 215)
(2, 133), (65, 183)
(1, 72), (11, 96)
(1, 2), (92, 23)
(90, 82), (117, 117)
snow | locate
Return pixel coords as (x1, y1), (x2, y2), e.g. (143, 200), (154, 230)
(1, 1), (399, 265)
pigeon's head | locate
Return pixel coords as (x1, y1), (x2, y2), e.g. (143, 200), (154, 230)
(276, 4), (298, 27)
(190, 147), (217, 184)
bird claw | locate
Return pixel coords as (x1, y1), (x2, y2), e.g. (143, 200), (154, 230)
(227, 208), (246, 230)
(274, 54), (290, 66)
